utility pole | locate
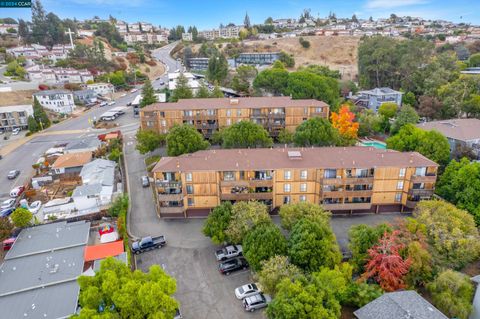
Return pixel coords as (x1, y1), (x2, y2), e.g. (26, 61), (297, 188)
(66, 28), (75, 49)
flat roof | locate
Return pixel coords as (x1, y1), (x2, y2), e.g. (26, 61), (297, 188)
(84, 240), (124, 262)
(5, 221), (90, 260)
(417, 118), (480, 141)
(153, 146), (438, 172)
(142, 96), (328, 111)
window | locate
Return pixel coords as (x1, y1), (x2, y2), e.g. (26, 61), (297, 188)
(315, 107), (323, 113)
(160, 111), (165, 117)
(226, 118), (231, 126)
(283, 196), (290, 204)
(300, 170), (307, 179)
(185, 173), (192, 182)
(324, 169), (337, 179)
(399, 168), (406, 177)
(161, 120), (166, 127)
(415, 167), (427, 176)
(186, 185), (193, 194)
(299, 195), (306, 202)
(187, 198), (194, 207)
(223, 171), (235, 181)
(397, 181), (404, 190)
(284, 170), (291, 180)
(284, 184), (291, 192)
(226, 109), (231, 116)
(300, 183), (307, 192)
(395, 192), (402, 203)
(237, 109), (242, 116)
(304, 107), (308, 114)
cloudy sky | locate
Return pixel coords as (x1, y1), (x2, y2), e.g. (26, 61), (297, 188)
(3, 0), (479, 28)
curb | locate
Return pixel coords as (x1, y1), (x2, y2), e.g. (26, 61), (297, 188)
(123, 140), (138, 241)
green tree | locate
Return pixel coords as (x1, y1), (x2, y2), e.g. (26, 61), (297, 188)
(140, 79), (157, 108)
(27, 115), (39, 133)
(279, 202), (331, 231)
(243, 223), (287, 271)
(253, 66), (289, 96)
(108, 148), (122, 162)
(0, 217), (14, 241)
(386, 124), (450, 166)
(469, 53), (480, 67)
(107, 195), (128, 218)
(285, 71), (340, 107)
(170, 74), (193, 102)
(390, 105), (419, 134)
(202, 202), (232, 244)
(298, 65), (341, 79)
(195, 84), (210, 98)
(436, 158), (480, 223)
(75, 258), (178, 318)
(293, 117), (340, 147)
(231, 65), (257, 95)
(403, 91), (416, 106)
(219, 121), (273, 148)
(166, 124), (209, 156)
(405, 241), (433, 287)
(348, 223), (391, 273)
(357, 110), (383, 136)
(378, 102), (398, 119)
(278, 51), (295, 68)
(207, 54), (228, 84)
(428, 270), (474, 319)
(342, 282), (383, 308)
(210, 84), (224, 98)
(257, 255), (303, 296)
(288, 216), (341, 272)
(277, 128), (294, 144)
(225, 201), (271, 244)
(135, 130), (165, 154)
(414, 200), (480, 269)
(462, 94), (480, 118)
(10, 208), (32, 228)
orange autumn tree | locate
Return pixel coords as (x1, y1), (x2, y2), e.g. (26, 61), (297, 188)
(361, 230), (411, 292)
(330, 105), (359, 140)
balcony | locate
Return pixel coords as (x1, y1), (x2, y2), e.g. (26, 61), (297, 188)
(322, 178), (344, 186)
(405, 200), (419, 209)
(220, 180), (249, 187)
(251, 112), (267, 118)
(268, 113), (285, 118)
(322, 190), (346, 198)
(345, 190), (374, 197)
(410, 174), (437, 183)
(220, 192), (273, 201)
(249, 179), (273, 187)
(156, 180), (182, 188)
(157, 193), (184, 201)
(344, 176), (375, 184)
(322, 202), (372, 211)
(408, 189), (434, 197)
(159, 206), (185, 214)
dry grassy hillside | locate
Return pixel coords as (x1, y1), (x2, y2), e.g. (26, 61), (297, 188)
(0, 90), (35, 106)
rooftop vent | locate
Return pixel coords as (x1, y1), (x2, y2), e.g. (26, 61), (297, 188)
(229, 98), (239, 105)
(287, 151), (302, 160)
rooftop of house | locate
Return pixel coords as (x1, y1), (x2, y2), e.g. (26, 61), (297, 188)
(84, 240), (124, 262)
(358, 87), (403, 96)
(51, 151), (92, 169)
(417, 118), (480, 141)
(0, 104), (33, 113)
(152, 147), (438, 173)
(353, 290), (448, 319)
(142, 96), (328, 111)
(80, 159), (116, 186)
(64, 138), (102, 152)
(33, 89), (72, 96)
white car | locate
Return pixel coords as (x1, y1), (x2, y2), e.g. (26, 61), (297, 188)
(0, 198), (15, 210)
(121, 93), (127, 97)
(108, 101), (115, 106)
(130, 88), (138, 93)
(10, 186), (25, 198)
(28, 201), (42, 214)
(235, 283), (261, 299)
(12, 128), (20, 135)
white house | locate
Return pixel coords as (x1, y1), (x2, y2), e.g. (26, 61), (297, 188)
(33, 89), (76, 114)
(87, 83), (115, 96)
(168, 72), (201, 94)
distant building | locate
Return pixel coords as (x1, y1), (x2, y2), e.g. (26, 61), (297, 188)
(182, 32), (193, 41)
(168, 72), (201, 94)
(354, 87), (403, 112)
(0, 104), (33, 131)
(7, 44), (72, 62)
(235, 52), (280, 65)
(26, 65), (93, 84)
(187, 57), (209, 70)
(198, 26), (241, 40)
(123, 32), (167, 45)
(0, 24), (18, 34)
(140, 22), (153, 32)
(128, 23), (141, 33)
(87, 82), (115, 96)
(0, 221), (90, 319)
(461, 67), (480, 75)
(33, 89), (76, 114)
(115, 21), (128, 34)
(417, 118), (480, 159)
(354, 290), (447, 319)
(73, 89), (97, 104)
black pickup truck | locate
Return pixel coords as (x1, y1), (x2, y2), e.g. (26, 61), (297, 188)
(131, 236), (166, 254)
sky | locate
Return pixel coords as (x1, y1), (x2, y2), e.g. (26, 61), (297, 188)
(2, 0), (480, 28)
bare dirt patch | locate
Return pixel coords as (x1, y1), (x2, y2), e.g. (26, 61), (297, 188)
(0, 90), (35, 106)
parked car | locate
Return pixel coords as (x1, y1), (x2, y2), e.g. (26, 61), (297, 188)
(218, 257), (249, 275)
(2, 237), (15, 251)
(235, 283), (261, 300)
(141, 176), (150, 187)
(215, 245), (243, 261)
(99, 101), (108, 107)
(130, 88), (138, 93)
(108, 101), (115, 106)
(1, 198), (16, 210)
(131, 235), (166, 254)
(11, 128), (20, 135)
(28, 201), (42, 214)
(121, 93), (127, 97)
(159, 81), (165, 85)
(7, 170), (20, 180)
(0, 207), (15, 217)
(174, 308), (183, 319)
(243, 293), (271, 312)
(10, 186), (25, 198)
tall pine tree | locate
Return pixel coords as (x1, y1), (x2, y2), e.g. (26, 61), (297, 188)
(140, 79), (157, 108)
(33, 97), (50, 130)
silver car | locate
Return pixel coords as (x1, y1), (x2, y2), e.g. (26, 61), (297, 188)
(235, 283), (261, 299)
(243, 293), (271, 312)
(141, 176), (150, 187)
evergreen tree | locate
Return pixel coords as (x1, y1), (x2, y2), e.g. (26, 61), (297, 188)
(27, 116), (39, 133)
(244, 12), (251, 29)
(207, 54), (228, 84)
(32, 97), (50, 130)
(195, 84), (210, 98)
(31, 0), (48, 45)
(140, 79), (157, 108)
(210, 84), (224, 98)
(170, 74), (193, 101)
(192, 26), (198, 41)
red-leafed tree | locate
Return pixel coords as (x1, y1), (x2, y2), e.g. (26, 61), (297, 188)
(330, 105), (359, 140)
(361, 230), (411, 292)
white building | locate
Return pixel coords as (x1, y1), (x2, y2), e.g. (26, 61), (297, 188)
(128, 23), (141, 33)
(0, 105), (33, 131)
(140, 22), (153, 32)
(26, 65), (93, 84)
(33, 89), (76, 114)
(87, 83), (115, 96)
(115, 21), (128, 34)
(198, 26), (241, 40)
(182, 32), (193, 41)
(0, 24), (18, 34)
(123, 32), (167, 44)
(7, 44), (72, 62)
(168, 72), (201, 94)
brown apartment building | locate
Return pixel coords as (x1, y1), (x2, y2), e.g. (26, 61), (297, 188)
(151, 147), (438, 218)
(139, 96), (329, 137)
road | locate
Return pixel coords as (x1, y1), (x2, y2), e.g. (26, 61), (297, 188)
(150, 41), (180, 89)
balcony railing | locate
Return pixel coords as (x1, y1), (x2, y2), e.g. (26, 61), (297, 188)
(344, 177), (375, 184)
(220, 180), (249, 187)
(408, 189), (434, 197)
(410, 174), (437, 183)
(268, 113), (286, 118)
(322, 202), (372, 211)
(156, 180), (182, 188)
(220, 192), (273, 201)
(157, 193), (184, 201)
(405, 200), (419, 209)
(159, 206), (185, 214)
(345, 190), (374, 197)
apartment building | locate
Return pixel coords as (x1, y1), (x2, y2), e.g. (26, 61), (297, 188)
(26, 66), (94, 84)
(33, 90), (75, 114)
(140, 96), (329, 137)
(353, 87), (403, 112)
(235, 52), (280, 65)
(152, 147), (438, 218)
(87, 83), (115, 96)
(0, 105), (33, 131)
(198, 26), (241, 40)
(123, 32), (167, 45)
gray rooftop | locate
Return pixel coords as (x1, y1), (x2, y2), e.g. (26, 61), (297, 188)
(417, 118), (480, 142)
(73, 89), (95, 97)
(0, 281), (80, 319)
(359, 87), (403, 96)
(354, 291), (448, 319)
(0, 246), (85, 296)
(72, 183), (102, 197)
(80, 159), (116, 186)
(93, 252), (127, 272)
(33, 89), (72, 96)
(64, 138), (101, 152)
(5, 221), (90, 260)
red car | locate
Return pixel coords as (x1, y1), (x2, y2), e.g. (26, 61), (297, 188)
(10, 186), (25, 198)
(3, 237), (15, 251)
